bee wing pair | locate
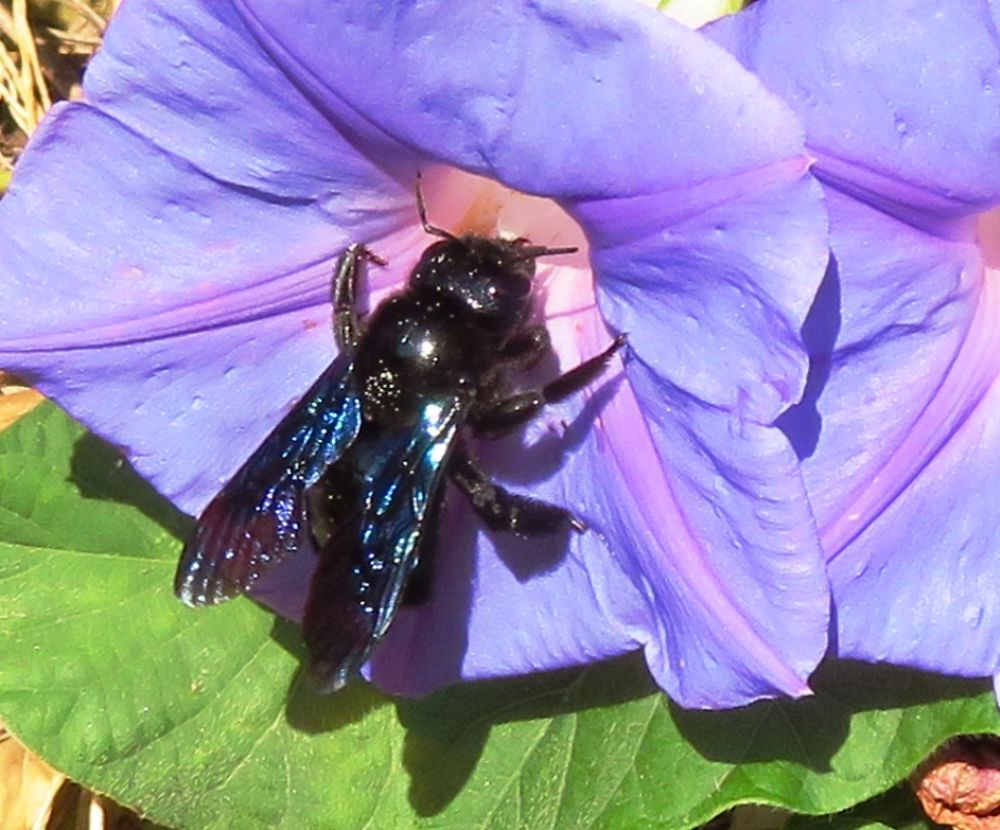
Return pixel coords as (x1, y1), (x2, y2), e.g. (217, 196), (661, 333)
(302, 393), (466, 690)
(174, 357), (362, 606)
(174, 356), (464, 689)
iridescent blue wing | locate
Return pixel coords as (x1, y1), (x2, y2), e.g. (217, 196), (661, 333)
(303, 394), (466, 691)
(175, 357), (363, 606)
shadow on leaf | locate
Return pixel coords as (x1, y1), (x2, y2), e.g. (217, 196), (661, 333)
(672, 660), (990, 771)
(392, 657), (989, 815)
(396, 652), (656, 816)
(47, 409), (997, 819)
(70, 431), (193, 541)
(272, 617), (392, 731)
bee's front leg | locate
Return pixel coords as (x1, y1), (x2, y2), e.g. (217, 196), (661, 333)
(471, 333), (626, 434)
(332, 243), (385, 351)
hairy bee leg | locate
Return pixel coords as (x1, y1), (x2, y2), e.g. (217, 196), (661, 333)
(333, 244), (385, 351)
(472, 334), (627, 434)
(450, 444), (586, 534)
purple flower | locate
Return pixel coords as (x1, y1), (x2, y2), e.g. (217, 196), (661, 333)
(708, 0), (1000, 682)
(0, 0), (832, 708)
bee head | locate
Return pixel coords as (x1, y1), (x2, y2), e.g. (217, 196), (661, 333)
(413, 235), (562, 331)
(409, 177), (575, 333)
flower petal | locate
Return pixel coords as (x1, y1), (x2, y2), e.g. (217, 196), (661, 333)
(237, 0), (808, 197)
(710, 0), (1000, 678)
(368, 500), (653, 697)
(831, 360), (1000, 673)
(1, 0), (832, 705)
(708, 0), (1000, 216)
(85, 0), (414, 201)
(0, 102), (416, 509)
(338, 3), (830, 704)
(575, 173), (831, 707)
(376, 156), (834, 708)
(791, 192), (1000, 674)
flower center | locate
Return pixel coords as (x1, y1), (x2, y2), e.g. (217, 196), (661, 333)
(419, 166), (585, 248)
(977, 207), (1000, 271)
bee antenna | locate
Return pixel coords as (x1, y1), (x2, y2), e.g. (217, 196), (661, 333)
(513, 244), (578, 262)
(416, 173), (458, 241)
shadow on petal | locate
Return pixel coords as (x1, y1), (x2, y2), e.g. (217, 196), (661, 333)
(775, 254), (841, 460)
(480, 375), (624, 581)
(474, 356), (623, 486)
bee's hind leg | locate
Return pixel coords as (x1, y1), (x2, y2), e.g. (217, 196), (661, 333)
(449, 442), (585, 535)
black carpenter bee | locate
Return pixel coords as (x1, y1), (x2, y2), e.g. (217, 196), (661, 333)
(174, 184), (625, 691)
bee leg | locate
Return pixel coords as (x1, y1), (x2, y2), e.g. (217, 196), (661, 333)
(332, 243), (385, 351)
(472, 333), (626, 434)
(450, 443), (586, 534)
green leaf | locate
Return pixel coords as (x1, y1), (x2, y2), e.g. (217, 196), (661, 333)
(656, 0), (749, 17)
(1, 403), (998, 830)
(787, 786), (939, 830)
